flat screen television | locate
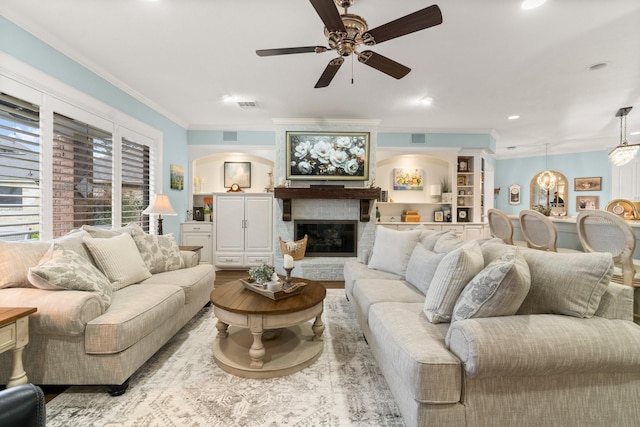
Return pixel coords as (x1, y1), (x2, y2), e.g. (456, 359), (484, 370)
(286, 131), (370, 181)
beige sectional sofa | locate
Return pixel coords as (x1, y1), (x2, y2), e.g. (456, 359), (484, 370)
(0, 224), (215, 395)
(345, 226), (640, 427)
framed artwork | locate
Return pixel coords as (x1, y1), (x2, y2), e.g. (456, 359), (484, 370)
(434, 211), (444, 222)
(574, 177), (602, 191)
(457, 175), (467, 186)
(458, 158), (470, 172)
(576, 195), (599, 211)
(393, 168), (424, 191)
(509, 184), (521, 205)
(285, 131), (370, 181)
(170, 164), (184, 190)
(224, 162), (251, 188)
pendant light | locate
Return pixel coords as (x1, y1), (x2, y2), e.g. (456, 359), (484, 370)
(608, 106), (638, 166)
(537, 143), (557, 191)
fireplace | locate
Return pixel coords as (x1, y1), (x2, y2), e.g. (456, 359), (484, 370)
(294, 220), (358, 257)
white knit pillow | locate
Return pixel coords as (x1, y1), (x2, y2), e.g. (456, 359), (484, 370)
(367, 227), (421, 276)
(83, 233), (151, 290)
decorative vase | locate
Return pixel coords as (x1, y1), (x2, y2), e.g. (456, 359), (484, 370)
(442, 192), (453, 204)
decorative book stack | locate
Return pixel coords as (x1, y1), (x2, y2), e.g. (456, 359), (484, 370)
(402, 209), (421, 222)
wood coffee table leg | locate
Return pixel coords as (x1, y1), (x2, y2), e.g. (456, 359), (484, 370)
(249, 315), (265, 369)
(216, 320), (229, 338)
(312, 313), (325, 342)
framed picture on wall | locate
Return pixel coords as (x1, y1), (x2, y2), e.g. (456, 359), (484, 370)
(576, 195), (599, 211)
(170, 164), (184, 190)
(434, 211), (444, 222)
(574, 177), (601, 191)
(224, 162), (251, 188)
(509, 184), (520, 205)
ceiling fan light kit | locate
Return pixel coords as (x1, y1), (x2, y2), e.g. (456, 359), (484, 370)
(609, 106), (638, 167)
(256, 0), (443, 88)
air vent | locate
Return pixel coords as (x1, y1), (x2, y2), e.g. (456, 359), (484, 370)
(223, 131), (238, 142)
(237, 101), (258, 108)
(411, 134), (426, 144)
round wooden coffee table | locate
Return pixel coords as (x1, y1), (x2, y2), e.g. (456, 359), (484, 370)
(210, 278), (326, 379)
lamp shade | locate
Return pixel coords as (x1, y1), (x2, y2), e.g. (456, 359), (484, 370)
(142, 194), (177, 216)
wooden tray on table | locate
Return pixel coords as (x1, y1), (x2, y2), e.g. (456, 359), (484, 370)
(239, 278), (307, 300)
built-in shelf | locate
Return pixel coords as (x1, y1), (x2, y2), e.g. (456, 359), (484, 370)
(273, 187), (381, 222)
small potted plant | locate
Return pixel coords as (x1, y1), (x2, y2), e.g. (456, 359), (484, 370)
(248, 263), (274, 285)
(441, 177), (452, 204)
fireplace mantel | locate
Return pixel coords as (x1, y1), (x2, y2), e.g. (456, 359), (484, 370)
(274, 187), (381, 222)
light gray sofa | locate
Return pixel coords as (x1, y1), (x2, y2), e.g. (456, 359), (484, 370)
(0, 225), (215, 395)
(345, 227), (640, 427)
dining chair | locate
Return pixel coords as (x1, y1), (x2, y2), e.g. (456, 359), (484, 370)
(487, 208), (514, 245)
(518, 209), (559, 251)
(576, 209), (640, 288)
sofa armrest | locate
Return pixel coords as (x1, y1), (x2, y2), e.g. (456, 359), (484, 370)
(594, 282), (634, 320)
(446, 314), (640, 378)
(180, 250), (199, 268)
(0, 384), (45, 427)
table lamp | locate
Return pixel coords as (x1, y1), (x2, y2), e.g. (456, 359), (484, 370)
(142, 194), (176, 235)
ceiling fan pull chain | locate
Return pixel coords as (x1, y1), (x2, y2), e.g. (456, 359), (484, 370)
(351, 54), (354, 84)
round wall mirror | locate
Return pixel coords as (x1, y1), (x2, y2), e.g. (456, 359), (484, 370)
(530, 170), (568, 216)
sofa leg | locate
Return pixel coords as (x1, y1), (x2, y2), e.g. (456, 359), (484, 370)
(107, 378), (130, 396)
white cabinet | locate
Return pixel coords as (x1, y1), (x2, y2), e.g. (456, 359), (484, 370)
(214, 194), (273, 268)
(181, 222), (213, 264)
(612, 158), (640, 201)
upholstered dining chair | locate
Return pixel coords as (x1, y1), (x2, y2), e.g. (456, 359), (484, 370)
(576, 209), (640, 288)
(488, 208), (514, 245)
(519, 209), (559, 251)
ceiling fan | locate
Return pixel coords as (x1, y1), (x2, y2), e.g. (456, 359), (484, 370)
(256, 0), (443, 88)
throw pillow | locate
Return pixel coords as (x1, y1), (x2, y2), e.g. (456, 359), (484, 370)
(451, 247), (531, 322)
(27, 244), (113, 311)
(132, 232), (185, 274)
(419, 230), (449, 251)
(405, 244), (446, 295)
(423, 241), (484, 323)
(367, 227), (421, 276)
(0, 240), (51, 288)
(432, 231), (464, 253)
(83, 232), (152, 290)
(517, 249), (613, 318)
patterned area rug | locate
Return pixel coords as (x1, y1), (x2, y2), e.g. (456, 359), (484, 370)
(46, 289), (406, 426)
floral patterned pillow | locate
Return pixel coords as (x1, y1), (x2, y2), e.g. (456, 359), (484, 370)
(131, 232), (185, 274)
(28, 244), (113, 311)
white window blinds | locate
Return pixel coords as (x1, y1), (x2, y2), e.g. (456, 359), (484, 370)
(121, 136), (151, 231)
(0, 92), (40, 241)
(52, 112), (113, 236)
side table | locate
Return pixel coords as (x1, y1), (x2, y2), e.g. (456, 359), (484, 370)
(0, 307), (37, 388)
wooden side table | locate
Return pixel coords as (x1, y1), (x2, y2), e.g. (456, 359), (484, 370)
(0, 307), (37, 388)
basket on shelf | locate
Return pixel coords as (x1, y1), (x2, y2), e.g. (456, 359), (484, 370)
(279, 235), (308, 261)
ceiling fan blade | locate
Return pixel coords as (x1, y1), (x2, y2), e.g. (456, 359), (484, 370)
(357, 51), (411, 79)
(256, 46), (328, 56)
(315, 57), (344, 88)
(363, 5), (442, 45)
(309, 0), (346, 33)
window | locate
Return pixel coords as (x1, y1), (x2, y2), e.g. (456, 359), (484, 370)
(0, 92), (40, 241)
(121, 137), (151, 231)
(52, 112), (113, 237)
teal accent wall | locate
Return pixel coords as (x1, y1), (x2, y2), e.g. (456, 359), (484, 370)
(1, 16), (188, 235)
(494, 150), (612, 216)
(188, 130), (275, 145)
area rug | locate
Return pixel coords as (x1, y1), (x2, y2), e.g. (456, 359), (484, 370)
(46, 289), (406, 426)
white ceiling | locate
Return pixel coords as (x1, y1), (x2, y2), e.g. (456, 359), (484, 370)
(2, 0), (640, 158)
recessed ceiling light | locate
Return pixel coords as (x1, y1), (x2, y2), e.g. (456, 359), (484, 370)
(521, 0), (546, 10)
(508, 115), (520, 120)
(631, 131), (640, 136)
(222, 95), (237, 103)
(588, 62), (608, 71)
(419, 96), (433, 106)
